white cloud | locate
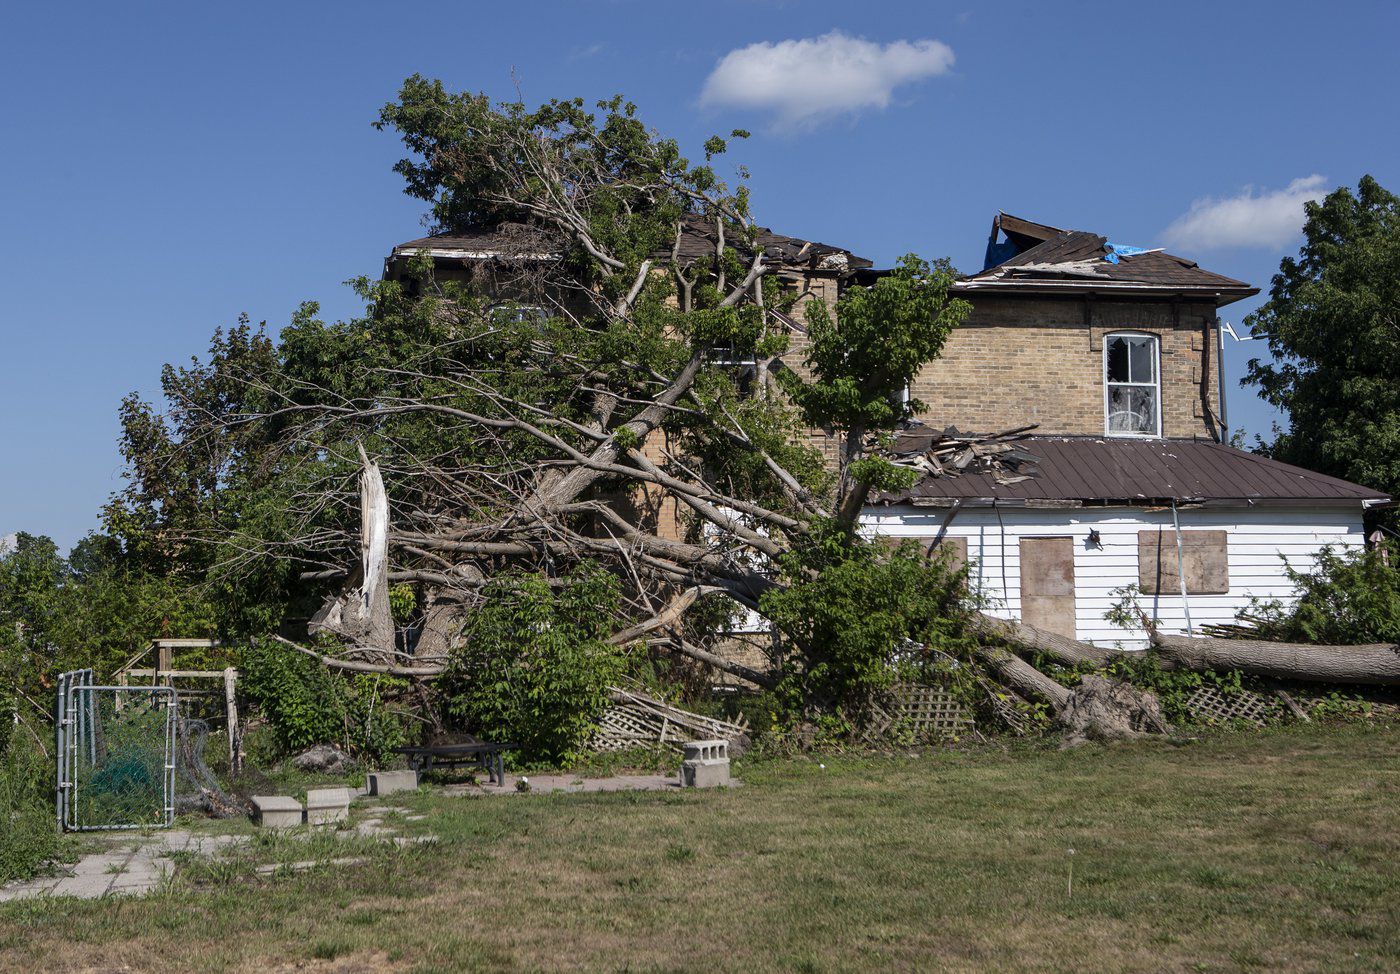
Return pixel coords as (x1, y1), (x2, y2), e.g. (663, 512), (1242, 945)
(567, 43), (605, 62)
(1162, 175), (1329, 251)
(699, 31), (955, 131)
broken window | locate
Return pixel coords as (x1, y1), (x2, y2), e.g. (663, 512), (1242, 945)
(1105, 333), (1160, 437)
(488, 303), (547, 325)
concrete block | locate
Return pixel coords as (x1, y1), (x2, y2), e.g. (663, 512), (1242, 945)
(367, 770), (419, 796)
(680, 760), (731, 788)
(680, 739), (730, 788)
(304, 787), (352, 826)
(252, 795), (304, 829)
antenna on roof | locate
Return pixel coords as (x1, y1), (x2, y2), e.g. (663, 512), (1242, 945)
(1221, 321), (1260, 341)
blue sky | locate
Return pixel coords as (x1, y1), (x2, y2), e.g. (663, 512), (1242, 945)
(3, 0), (1398, 551)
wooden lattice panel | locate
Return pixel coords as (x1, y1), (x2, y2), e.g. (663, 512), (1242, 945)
(1184, 686), (1279, 727)
(590, 687), (749, 753)
(862, 684), (972, 742)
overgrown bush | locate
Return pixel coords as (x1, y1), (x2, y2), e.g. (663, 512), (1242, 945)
(442, 566), (628, 765)
(1246, 542), (1400, 644)
(238, 640), (407, 766)
(761, 531), (978, 729)
(0, 736), (66, 883)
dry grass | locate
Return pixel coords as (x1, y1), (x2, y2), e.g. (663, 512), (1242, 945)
(1, 724), (1397, 972)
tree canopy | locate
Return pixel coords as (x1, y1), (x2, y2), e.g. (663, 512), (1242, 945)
(1245, 175), (1400, 527)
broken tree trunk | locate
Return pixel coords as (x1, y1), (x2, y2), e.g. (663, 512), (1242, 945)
(1152, 633), (1400, 686)
(1057, 675), (1170, 746)
(975, 646), (1071, 710)
(974, 647), (1170, 745)
(970, 613), (1114, 667)
(308, 445), (396, 663)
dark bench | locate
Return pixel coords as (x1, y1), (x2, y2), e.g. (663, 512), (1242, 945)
(392, 742), (514, 785)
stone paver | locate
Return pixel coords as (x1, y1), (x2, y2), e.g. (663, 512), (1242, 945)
(254, 856), (365, 877)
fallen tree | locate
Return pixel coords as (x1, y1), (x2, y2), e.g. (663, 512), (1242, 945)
(112, 81), (1169, 746)
(1152, 632), (1400, 686)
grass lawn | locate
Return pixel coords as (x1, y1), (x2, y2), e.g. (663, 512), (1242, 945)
(1, 725), (1397, 973)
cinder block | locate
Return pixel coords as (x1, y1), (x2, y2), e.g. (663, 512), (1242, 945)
(367, 770), (419, 796)
(680, 760), (730, 788)
(252, 795), (304, 829)
(680, 739), (730, 789)
(304, 787), (352, 826)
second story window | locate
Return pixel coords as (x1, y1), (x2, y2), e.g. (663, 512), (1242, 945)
(1105, 333), (1160, 437)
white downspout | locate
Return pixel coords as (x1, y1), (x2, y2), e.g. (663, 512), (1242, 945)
(1216, 316), (1229, 443)
(1171, 499), (1194, 636)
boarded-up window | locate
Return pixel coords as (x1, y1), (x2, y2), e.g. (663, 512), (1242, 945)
(1138, 530), (1229, 594)
(875, 535), (969, 572)
(1020, 537), (1076, 638)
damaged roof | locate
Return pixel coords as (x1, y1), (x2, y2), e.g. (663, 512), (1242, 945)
(871, 434), (1392, 509)
(957, 211), (1258, 305)
(391, 215), (871, 272)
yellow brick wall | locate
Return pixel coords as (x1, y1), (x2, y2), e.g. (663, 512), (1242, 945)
(905, 296), (1222, 439)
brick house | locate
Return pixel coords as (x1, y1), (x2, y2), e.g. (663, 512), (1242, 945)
(859, 213), (1390, 647)
(386, 211), (1391, 649)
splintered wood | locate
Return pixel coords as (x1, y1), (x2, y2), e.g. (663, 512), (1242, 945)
(591, 686), (749, 753)
(861, 684), (973, 742)
(878, 425), (1040, 484)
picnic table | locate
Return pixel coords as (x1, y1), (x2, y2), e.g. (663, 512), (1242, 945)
(392, 741), (514, 785)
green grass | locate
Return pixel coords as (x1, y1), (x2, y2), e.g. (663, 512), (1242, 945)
(1, 725), (1397, 972)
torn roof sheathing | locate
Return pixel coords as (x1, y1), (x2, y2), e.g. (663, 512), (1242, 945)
(391, 214), (871, 274)
(962, 211), (1259, 306)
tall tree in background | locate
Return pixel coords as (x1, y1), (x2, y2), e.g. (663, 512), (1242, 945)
(1245, 175), (1400, 528)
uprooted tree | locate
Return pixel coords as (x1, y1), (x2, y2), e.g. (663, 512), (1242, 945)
(106, 79), (1164, 748)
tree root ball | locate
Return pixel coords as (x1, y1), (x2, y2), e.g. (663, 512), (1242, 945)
(1058, 675), (1171, 747)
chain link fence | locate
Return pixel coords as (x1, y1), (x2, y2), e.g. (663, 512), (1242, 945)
(56, 670), (176, 831)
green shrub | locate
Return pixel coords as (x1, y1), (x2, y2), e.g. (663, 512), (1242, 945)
(442, 566), (628, 765)
(238, 640), (407, 765)
(1246, 542), (1400, 644)
(760, 532), (976, 722)
(0, 736), (66, 883)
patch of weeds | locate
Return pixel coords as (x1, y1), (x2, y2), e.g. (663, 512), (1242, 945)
(310, 938), (353, 960)
(614, 874), (656, 894)
(665, 843), (695, 864)
(1191, 866), (1238, 889)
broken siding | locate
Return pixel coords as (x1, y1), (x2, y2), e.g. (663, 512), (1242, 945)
(860, 505), (1366, 649)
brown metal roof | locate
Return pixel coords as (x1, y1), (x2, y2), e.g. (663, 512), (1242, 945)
(872, 436), (1391, 508)
(960, 213), (1258, 305)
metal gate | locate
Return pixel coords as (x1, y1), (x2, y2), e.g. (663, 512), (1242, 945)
(56, 669), (176, 832)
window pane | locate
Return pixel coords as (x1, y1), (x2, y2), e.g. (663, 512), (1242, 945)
(1128, 336), (1156, 383)
(1106, 337), (1129, 382)
(1107, 385), (1157, 434)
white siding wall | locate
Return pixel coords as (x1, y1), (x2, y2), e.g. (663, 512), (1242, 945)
(860, 505), (1367, 649)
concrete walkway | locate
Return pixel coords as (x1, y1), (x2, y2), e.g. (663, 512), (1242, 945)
(0, 830), (247, 902)
(443, 773), (682, 796)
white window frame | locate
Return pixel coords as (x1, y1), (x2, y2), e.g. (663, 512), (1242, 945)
(1103, 331), (1162, 438)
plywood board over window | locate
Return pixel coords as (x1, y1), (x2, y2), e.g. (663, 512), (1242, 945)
(875, 535), (969, 572)
(1020, 537), (1076, 638)
(1139, 529), (1229, 594)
